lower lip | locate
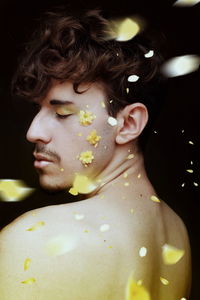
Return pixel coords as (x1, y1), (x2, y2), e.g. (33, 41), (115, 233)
(34, 160), (52, 168)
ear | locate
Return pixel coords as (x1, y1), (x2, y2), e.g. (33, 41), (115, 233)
(115, 103), (148, 145)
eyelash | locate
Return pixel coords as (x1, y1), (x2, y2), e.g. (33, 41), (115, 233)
(56, 113), (71, 119)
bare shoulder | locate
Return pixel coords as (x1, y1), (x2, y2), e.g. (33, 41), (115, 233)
(0, 205), (123, 300)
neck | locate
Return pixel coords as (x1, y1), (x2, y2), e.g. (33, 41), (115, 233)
(88, 143), (153, 199)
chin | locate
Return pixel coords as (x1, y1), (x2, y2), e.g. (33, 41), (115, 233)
(39, 174), (70, 192)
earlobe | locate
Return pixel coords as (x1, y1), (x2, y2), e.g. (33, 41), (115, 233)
(115, 103), (148, 145)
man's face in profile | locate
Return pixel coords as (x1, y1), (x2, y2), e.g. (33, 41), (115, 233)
(26, 81), (116, 191)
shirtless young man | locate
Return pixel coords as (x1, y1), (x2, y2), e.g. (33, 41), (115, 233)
(0, 8), (191, 300)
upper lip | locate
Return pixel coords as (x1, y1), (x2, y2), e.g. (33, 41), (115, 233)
(33, 153), (53, 162)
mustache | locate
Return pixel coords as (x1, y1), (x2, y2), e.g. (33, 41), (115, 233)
(35, 144), (61, 163)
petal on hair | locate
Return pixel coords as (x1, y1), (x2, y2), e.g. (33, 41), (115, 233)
(128, 75), (139, 82)
(144, 50), (154, 58)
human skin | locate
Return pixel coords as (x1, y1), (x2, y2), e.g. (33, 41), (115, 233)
(0, 81), (191, 299)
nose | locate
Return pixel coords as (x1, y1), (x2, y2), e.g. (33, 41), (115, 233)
(26, 110), (52, 144)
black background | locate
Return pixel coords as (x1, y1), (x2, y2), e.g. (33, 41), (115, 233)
(0, 0), (199, 299)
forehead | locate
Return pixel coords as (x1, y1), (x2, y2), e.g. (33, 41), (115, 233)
(41, 80), (107, 106)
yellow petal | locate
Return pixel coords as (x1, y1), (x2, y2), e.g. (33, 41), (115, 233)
(45, 235), (77, 256)
(0, 179), (34, 202)
(160, 277), (169, 285)
(79, 151), (94, 165)
(21, 278), (36, 284)
(127, 154), (134, 160)
(186, 169), (193, 173)
(69, 187), (78, 196)
(79, 110), (96, 126)
(173, 0), (200, 6)
(24, 258), (31, 271)
(26, 221), (45, 231)
(150, 195), (160, 203)
(116, 18), (140, 41)
(162, 244), (185, 265)
(125, 275), (151, 300)
(72, 173), (97, 194)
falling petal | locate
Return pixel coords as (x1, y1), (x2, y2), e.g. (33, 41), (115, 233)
(160, 277), (169, 285)
(150, 195), (161, 203)
(21, 278), (36, 284)
(193, 182), (198, 186)
(139, 247), (147, 257)
(26, 221), (45, 231)
(107, 116), (118, 126)
(173, 0), (200, 6)
(0, 179), (34, 202)
(125, 274), (151, 300)
(189, 141), (194, 145)
(114, 18), (140, 41)
(181, 129), (184, 133)
(181, 183), (185, 187)
(190, 161), (193, 165)
(126, 88), (130, 94)
(100, 224), (110, 232)
(144, 50), (154, 58)
(128, 75), (139, 82)
(24, 258), (31, 271)
(74, 213), (85, 220)
(161, 55), (200, 77)
(154, 130), (158, 133)
(45, 235), (77, 256)
(109, 99), (113, 103)
(162, 244), (185, 265)
(186, 169), (193, 173)
(127, 154), (134, 160)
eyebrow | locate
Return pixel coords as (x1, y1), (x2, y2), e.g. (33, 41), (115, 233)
(49, 99), (74, 105)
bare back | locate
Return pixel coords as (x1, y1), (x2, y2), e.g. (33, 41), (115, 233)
(0, 196), (191, 300)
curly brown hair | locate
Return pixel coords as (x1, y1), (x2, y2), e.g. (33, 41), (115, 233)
(11, 8), (166, 152)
